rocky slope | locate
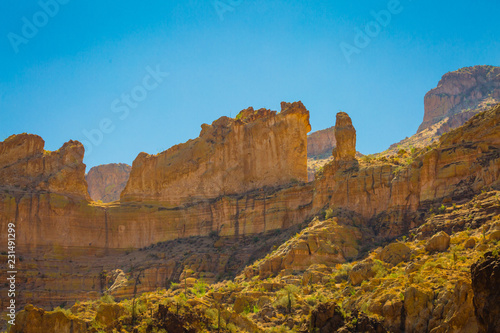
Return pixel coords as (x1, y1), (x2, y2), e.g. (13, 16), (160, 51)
(121, 101), (311, 206)
(86, 163), (131, 203)
(11, 189), (500, 333)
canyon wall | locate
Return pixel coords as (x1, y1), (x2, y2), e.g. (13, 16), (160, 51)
(86, 163), (131, 203)
(121, 101), (311, 206)
(314, 104), (500, 238)
(1, 101), (500, 315)
(0, 102), (313, 313)
(0, 102), (313, 252)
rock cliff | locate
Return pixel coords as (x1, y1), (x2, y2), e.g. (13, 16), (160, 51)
(0, 102), (314, 314)
(86, 163), (131, 202)
(0, 133), (89, 199)
(121, 101), (311, 205)
(418, 65), (500, 133)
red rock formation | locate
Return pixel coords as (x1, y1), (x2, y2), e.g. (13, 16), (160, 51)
(121, 101), (311, 205)
(418, 65), (500, 133)
(307, 126), (336, 158)
(86, 163), (131, 202)
(1, 101), (500, 318)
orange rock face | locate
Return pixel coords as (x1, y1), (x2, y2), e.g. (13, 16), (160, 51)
(0, 133), (89, 199)
(86, 163), (131, 202)
(418, 65), (500, 133)
(121, 101), (311, 205)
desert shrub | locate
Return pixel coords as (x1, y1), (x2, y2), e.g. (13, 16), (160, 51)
(192, 280), (207, 297)
(274, 285), (299, 312)
(100, 294), (115, 304)
(325, 208), (334, 219)
(372, 260), (387, 278)
(53, 306), (72, 316)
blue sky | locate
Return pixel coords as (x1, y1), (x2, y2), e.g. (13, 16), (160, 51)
(1, 0), (499, 171)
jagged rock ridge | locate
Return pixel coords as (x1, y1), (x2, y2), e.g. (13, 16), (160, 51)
(121, 101), (311, 205)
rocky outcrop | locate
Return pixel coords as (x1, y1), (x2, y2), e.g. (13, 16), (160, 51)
(418, 65), (500, 133)
(332, 112), (356, 161)
(307, 126), (336, 158)
(121, 101), (311, 205)
(86, 163), (131, 202)
(243, 217), (363, 279)
(313, 104), (500, 239)
(0, 133), (89, 199)
(471, 253), (500, 333)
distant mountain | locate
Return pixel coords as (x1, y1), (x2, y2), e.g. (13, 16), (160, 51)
(383, 65), (499, 156)
(86, 163), (131, 202)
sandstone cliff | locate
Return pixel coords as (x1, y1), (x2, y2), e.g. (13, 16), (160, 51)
(418, 65), (500, 133)
(121, 101), (311, 205)
(0, 133), (89, 199)
(0, 103), (314, 315)
(86, 163), (131, 202)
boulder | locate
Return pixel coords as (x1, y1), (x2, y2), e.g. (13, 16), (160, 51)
(349, 259), (375, 286)
(379, 242), (412, 266)
(425, 231), (451, 253)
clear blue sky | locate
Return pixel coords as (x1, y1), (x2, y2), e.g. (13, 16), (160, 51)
(1, 0), (499, 171)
